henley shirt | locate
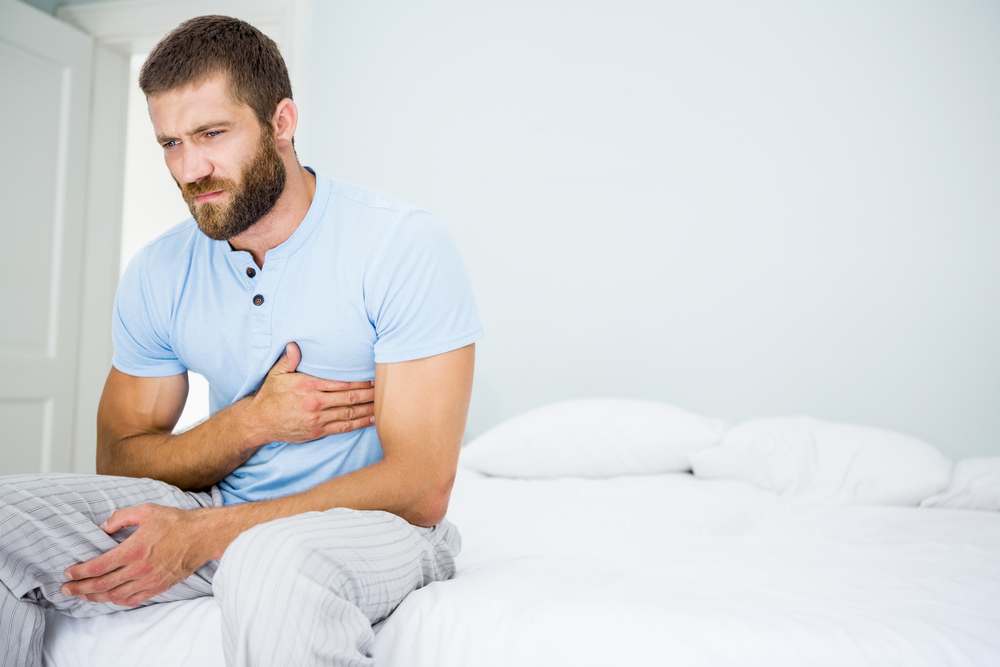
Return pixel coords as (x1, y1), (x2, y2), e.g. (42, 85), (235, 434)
(112, 171), (484, 505)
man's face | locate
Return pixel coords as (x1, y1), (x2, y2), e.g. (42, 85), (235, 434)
(148, 75), (286, 241)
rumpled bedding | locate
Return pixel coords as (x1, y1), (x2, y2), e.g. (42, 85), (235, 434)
(45, 468), (1000, 667)
(43, 403), (1000, 666)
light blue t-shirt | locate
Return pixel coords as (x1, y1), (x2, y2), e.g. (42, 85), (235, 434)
(112, 171), (483, 505)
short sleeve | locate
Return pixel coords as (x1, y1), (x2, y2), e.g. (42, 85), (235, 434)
(111, 250), (187, 377)
(368, 212), (484, 363)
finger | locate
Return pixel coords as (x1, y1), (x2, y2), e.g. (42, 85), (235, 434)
(319, 401), (374, 422)
(64, 545), (131, 584)
(310, 379), (374, 392)
(269, 342), (302, 376)
(316, 387), (376, 409)
(123, 588), (161, 608)
(322, 413), (378, 437)
(285, 342), (302, 371)
(82, 576), (161, 607)
(100, 505), (147, 534)
(62, 562), (135, 598)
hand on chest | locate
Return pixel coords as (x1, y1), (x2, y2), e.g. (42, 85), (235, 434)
(173, 258), (378, 398)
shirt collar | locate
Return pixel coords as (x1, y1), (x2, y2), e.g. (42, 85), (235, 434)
(220, 168), (331, 268)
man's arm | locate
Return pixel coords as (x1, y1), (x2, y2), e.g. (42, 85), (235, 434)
(219, 342), (473, 527)
(63, 344), (475, 607)
(97, 342), (375, 490)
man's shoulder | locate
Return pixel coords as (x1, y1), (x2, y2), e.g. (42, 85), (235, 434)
(134, 217), (207, 264)
(315, 174), (451, 259)
(120, 217), (213, 292)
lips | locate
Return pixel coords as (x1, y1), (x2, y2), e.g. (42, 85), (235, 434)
(195, 190), (225, 203)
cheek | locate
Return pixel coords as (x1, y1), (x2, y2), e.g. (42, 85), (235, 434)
(164, 153), (184, 184)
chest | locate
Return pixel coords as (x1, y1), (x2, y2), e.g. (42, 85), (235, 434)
(169, 250), (378, 403)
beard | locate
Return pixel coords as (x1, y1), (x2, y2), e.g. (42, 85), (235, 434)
(179, 128), (287, 241)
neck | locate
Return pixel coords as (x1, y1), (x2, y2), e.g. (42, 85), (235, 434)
(228, 159), (316, 268)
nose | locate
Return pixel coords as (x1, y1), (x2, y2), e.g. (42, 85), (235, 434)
(177, 144), (213, 185)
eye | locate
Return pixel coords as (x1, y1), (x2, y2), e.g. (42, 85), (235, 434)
(162, 140), (179, 148)
(206, 130), (223, 138)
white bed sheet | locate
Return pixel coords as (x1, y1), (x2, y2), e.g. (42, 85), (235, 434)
(44, 469), (1000, 666)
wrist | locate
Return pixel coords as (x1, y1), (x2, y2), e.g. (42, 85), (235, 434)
(227, 395), (271, 454)
(192, 506), (243, 561)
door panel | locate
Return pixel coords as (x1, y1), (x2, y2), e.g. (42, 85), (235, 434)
(0, 400), (50, 473)
(0, 0), (93, 474)
(0, 39), (63, 353)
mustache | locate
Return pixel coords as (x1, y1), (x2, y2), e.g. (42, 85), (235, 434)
(179, 177), (236, 200)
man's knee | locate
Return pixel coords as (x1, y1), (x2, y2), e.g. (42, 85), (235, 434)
(214, 510), (408, 610)
(0, 475), (53, 518)
(0, 474), (48, 498)
(215, 512), (339, 603)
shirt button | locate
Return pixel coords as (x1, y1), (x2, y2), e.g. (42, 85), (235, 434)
(253, 294), (264, 306)
(246, 267), (256, 278)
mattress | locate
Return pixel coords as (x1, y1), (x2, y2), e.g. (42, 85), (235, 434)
(43, 468), (1000, 666)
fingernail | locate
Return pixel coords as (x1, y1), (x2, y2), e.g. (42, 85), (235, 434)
(369, 416), (375, 424)
(99, 521), (107, 530)
(61, 585), (70, 596)
(64, 571), (74, 581)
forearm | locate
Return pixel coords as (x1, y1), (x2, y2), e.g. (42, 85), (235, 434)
(194, 454), (456, 561)
(97, 356), (375, 489)
(61, 447), (454, 608)
(98, 397), (264, 490)
(193, 347), (474, 558)
(76, 346), (473, 606)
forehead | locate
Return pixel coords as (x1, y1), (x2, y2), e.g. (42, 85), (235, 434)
(147, 74), (254, 135)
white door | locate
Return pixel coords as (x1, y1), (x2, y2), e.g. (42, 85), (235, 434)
(0, 0), (93, 474)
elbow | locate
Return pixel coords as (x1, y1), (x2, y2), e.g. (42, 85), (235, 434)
(407, 503), (448, 529)
(95, 436), (145, 479)
(96, 433), (137, 477)
(404, 475), (456, 528)
(96, 454), (129, 478)
(95, 440), (117, 476)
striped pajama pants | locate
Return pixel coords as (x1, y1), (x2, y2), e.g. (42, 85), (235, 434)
(0, 474), (460, 667)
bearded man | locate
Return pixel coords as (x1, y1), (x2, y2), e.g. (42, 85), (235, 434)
(0, 15), (481, 667)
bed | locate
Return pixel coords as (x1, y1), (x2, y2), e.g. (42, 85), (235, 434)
(43, 400), (1000, 666)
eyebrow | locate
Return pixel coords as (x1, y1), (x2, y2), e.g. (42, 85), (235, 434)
(156, 120), (234, 145)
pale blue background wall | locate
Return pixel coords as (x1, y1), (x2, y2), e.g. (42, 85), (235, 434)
(295, 0), (1000, 458)
(26, 0), (999, 459)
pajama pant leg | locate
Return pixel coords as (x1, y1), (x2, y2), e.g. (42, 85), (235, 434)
(214, 508), (462, 667)
(0, 474), (221, 667)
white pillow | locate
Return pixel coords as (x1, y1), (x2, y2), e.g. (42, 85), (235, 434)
(688, 416), (952, 506)
(460, 399), (728, 478)
(920, 457), (1000, 511)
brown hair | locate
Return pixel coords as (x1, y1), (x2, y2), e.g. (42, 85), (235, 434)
(139, 15), (292, 128)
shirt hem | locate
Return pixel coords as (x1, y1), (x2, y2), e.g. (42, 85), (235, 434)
(112, 358), (187, 378)
(374, 328), (484, 365)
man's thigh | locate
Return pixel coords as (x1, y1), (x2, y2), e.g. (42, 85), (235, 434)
(218, 508), (460, 619)
(0, 473), (221, 616)
(213, 509), (461, 666)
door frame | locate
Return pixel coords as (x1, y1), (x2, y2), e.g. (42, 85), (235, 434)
(56, 0), (307, 472)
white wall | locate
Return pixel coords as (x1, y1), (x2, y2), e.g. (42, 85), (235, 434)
(298, 0), (1000, 459)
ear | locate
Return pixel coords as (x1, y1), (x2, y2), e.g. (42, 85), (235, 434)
(272, 98), (298, 149)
